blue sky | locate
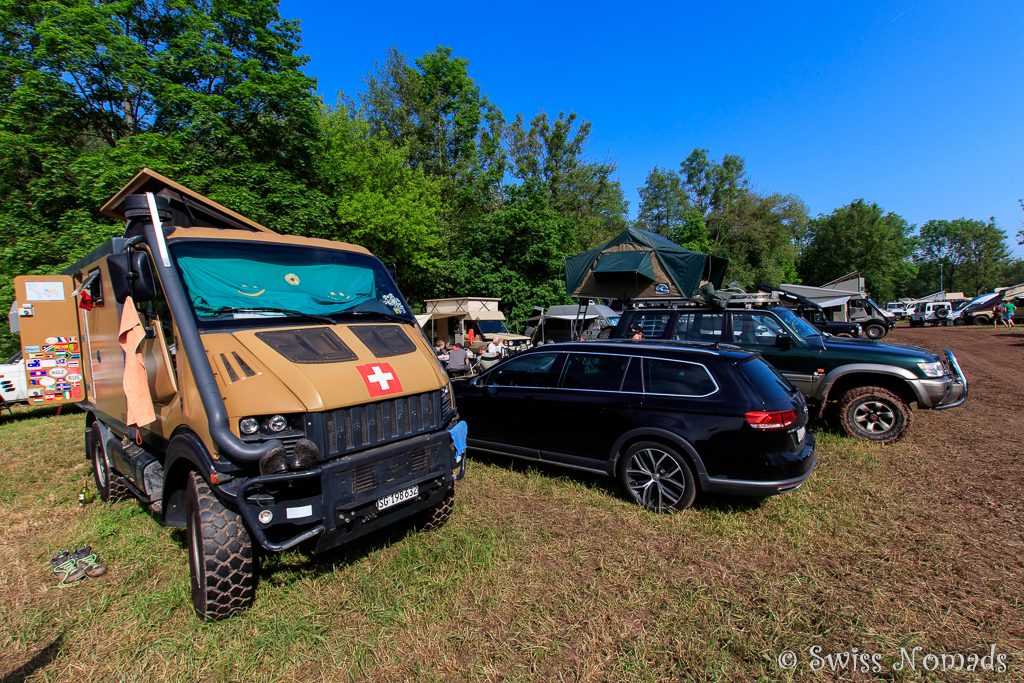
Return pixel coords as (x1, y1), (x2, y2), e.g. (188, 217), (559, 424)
(280, 0), (1024, 257)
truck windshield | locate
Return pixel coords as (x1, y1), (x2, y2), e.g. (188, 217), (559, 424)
(172, 241), (414, 325)
(476, 320), (509, 334)
(771, 308), (820, 340)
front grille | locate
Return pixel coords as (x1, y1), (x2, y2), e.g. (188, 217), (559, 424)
(325, 389), (449, 458)
(350, 445), (435, 496)
(353, 463), (377, 493)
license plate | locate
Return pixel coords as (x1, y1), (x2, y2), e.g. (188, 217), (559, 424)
(796, 426), (806, 443)
(376, 485), (418, 511)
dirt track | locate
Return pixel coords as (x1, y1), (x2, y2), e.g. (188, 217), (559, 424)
(875, 325), (1023, 654)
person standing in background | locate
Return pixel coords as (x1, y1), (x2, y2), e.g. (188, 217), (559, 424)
(1003, 300), (1016, 328)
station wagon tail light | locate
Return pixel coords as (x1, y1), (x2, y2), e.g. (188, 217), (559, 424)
(917, 360), (945, 378)
(745, 409), (798, 430)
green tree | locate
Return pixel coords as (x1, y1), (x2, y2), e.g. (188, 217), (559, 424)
(440, 181), (574, 325)
(679, 148), (748, 232)
(506, 111), (626, 252)
(798, 200), (916, 303)
(317, 107), (445, 303)
(716, 192), (806, 288)
(635, 167), (709, 251)
(358, 46), (505, 204)
(0, 0), (324, 355)
(913, 218), (1010, 295)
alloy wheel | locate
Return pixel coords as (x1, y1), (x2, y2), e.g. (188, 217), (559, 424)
(624, 447), (689, 511)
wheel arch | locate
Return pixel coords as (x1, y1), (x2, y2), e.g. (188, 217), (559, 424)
(820, 370), (917, 413)
(163, 429), (219, 529)
(609, 428), (708, 486)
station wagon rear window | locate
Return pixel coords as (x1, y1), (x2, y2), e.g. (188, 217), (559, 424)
(737, 356), (794, 402)
(643, 358), (717, 397)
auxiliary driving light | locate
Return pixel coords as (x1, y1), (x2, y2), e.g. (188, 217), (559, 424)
(258, 509), (274, 524)
(239, 417), (259, 435)
(266, 414), (288, 433)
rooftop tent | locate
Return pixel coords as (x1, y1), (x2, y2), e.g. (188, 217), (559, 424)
(565, 228), (728, 300)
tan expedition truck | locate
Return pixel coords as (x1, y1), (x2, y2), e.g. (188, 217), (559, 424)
(13, 169), (465, 620)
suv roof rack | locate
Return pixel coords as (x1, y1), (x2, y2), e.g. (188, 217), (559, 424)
(628, 291), (781, 310)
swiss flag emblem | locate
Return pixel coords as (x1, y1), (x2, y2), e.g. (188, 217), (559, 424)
(357, 362), (403, 397)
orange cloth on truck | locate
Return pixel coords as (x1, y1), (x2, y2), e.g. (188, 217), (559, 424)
(119, 296), (155, 427)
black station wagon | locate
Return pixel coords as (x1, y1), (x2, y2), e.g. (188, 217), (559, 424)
(453, 340), (816, 511)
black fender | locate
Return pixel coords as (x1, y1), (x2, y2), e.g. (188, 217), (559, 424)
(608, 427), (709, 485)
(162, 430), (220, 529)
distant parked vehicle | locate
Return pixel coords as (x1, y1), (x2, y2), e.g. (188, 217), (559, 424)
(0, 352), (28, 405)
(909, 301), (953, 327)
(885, 301), (913, 319)
(952, 292), (1003, 325)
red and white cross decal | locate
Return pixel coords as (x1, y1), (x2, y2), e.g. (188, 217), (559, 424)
(357, 362), (404, 397)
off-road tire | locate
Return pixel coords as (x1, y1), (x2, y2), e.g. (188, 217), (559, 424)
(953, 317), (965, 326)
(89, 422), (131, 502)
(836, 386), (912, 444)
(864, 323), (886, 339)
(186, 471), (255, 621)
(972, 315), (989, 326)
(835, 332), (854, 338)
(417, 485), (455, 531)
(619, 441), (697, 512)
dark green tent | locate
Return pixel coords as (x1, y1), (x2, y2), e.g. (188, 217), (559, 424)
(565, 228), (728, 301)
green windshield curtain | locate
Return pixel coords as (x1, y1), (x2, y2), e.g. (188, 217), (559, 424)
(177, 255), (376, 317)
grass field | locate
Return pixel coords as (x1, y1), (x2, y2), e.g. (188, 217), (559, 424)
(1, 326), (1021, 681)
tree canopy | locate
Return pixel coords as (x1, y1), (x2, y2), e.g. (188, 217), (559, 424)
(798, 200), (917, 303)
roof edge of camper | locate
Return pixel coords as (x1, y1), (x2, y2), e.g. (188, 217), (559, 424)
(102, 168), (276, 234)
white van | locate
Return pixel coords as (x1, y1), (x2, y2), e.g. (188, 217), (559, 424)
(909, 301), (952, 327)
(0, 352), (28, 404)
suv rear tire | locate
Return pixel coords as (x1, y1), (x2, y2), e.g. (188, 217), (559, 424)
(619, 441), (696, 512)
(186, 471), (255, 621)
(864, 323), (886, 339)
(836, 386), (912, 443)
(89, 422), (131, 502)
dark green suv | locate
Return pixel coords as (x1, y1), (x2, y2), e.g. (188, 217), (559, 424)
(613, 306), (967, 443)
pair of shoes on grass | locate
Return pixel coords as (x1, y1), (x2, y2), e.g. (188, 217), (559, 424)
(50, 546), (107, 586)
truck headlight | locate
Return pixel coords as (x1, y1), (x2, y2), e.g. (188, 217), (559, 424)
(917, 361), (945, 378)
(266, 414), (289, 432)
(239, 417), (260, 435)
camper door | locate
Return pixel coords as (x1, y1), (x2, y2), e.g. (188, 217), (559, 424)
(13, 275), (85, 405)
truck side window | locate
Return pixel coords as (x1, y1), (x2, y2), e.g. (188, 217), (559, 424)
(629, 313), (670, 338)
(673, 312), (724, 343)
(732, 313), (785, 346)
(138, 257), (177, 368)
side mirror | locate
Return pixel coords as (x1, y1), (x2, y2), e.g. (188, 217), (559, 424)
(775, 333), (793, 350)
(107, 251), (157, 304)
